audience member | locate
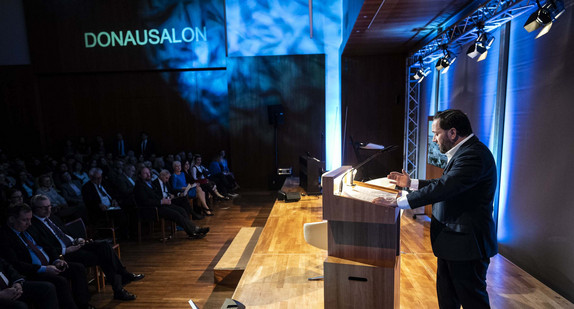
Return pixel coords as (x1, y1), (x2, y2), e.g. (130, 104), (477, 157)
(0, 204), (93, 309)
(113, 133), (127, 158)
(191, 155), (227, 201)
(35, 175), (78, 221)
(208, 153), (238, 198)
(109, 164), (136, 209)
(27, 195), (142, 301)
(81, 168), (128, 238)
(0, 257), (59, 309)
(138, 132), (154, 158)
(171, 161), (211, 216)
(58, 172), (88, 221)
(15, 171), (35, 200)
(133, 167), (209, 239)
(72, 162), (89, 185)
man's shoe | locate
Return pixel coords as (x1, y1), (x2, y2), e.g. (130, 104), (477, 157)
(188, 233), (206, 240)
(122, 273), (145, 285)
(196, 227), (210, 235)
(227, 193), (239, 198)
(114, 288), (136, 301)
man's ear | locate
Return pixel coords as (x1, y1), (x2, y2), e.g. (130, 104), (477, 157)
(7, 216), (15, 225)
(448, 128), (458, 141)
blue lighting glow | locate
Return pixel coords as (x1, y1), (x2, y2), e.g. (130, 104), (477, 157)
(497, 13), (537, 243)
(226, 0), (343, 170)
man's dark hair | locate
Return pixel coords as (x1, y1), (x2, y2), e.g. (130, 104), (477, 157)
(433, 109), (473, 137)
(7, 203), (32, 219)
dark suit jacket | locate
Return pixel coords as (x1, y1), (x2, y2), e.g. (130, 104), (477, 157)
(0, 226), (58, 277)
(109, 173), (135, 203)
(0, 257), (24, 286)
(406, 136), (498, 261)
(60, 181), (84, 205)
(133, 179), (162, 208)
(27, 216), (70, 259)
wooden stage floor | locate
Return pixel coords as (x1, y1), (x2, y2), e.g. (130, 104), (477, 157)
(91, 180), (573, 308)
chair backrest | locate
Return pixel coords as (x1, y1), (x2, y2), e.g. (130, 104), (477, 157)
(303, 220), (328, 250)
(65, 218), (88, 239)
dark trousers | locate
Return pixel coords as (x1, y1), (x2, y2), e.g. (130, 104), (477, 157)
(66, 241), (128, 292)
(436, 257), (491, 309)
(0, 281), (59, 309)
(31, 262), (91, 309)
(157, 205), (198, 236)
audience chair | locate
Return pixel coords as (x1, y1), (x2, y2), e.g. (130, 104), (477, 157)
(135, 204), (177, 243)
(65, 218), (121, 292)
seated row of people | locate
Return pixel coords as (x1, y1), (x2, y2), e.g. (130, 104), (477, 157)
(0, 201), (144, 308)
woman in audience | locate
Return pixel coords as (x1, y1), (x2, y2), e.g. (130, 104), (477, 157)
(191, 155), (227, 201)
(35, 174), (78, 220)
(171, 161), (212, 216)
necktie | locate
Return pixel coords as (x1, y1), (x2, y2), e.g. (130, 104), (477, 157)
(20, 232), (49, 265)
(45, 218), (73, 247)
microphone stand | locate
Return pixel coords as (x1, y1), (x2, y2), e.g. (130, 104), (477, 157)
(339, 145), (398, 194)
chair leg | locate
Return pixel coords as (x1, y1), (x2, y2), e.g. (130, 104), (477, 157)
(172, 221), (177, 239)
(160, 218), (166, 243)
(96, 265), (106, 291)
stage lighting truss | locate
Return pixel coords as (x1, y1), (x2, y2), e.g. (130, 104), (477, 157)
(467, 31), (495, 61)
(523, 0), (566, 38)
(435, 49), (456, 74)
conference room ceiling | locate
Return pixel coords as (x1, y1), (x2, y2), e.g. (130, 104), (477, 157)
(343, 0), (487, 56)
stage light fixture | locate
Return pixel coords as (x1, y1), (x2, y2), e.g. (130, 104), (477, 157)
(435, 49), (456, 74)
(523, 0), (565, 38)
(412, 58), (431, 83)
(467, 32), (495, 62)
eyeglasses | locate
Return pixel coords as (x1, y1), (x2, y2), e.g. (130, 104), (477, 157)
(36, 205), (52, 209)
(10, 195), (23, 199)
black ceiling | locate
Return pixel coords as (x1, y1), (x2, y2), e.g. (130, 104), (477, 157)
(343, 0), (488, 55)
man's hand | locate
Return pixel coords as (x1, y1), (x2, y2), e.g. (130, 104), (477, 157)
(387, 169), (411, 188)
(65, 244), (82, 254)
(160, 198), (171, 205)
(0, 287), (22, 300)
(45, 265), (62, 275)
(372, 196), (398, 207)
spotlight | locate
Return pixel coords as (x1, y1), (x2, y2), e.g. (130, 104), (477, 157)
(435, 49), (456, 74)
(523, 0), (565, 38)
(412, 58), (430, 83)
(413, 67), (431, 83)
(467, 32), (495, 62)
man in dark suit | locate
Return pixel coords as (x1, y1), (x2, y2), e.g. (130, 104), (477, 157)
(27, 194), (143, 301)
(0, 204), (93, 309)
(376, 109), (497, 308)
(153, 169), (195, 217)
(0, 257), (59, 309)
(133, 167), (209, 239)
(82, 168), (129, 238)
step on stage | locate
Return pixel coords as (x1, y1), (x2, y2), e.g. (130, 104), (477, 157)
(231, 177), (572, 308)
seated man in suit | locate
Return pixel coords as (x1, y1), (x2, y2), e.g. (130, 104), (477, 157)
(133, 167), (209, 239)
(154, 169), (196, 217)
(27, 194), (143, 301)
(82, 168), (128, 238)
(0, 257), (59, 309)
(108, 164), (136, 210)
(0, 204), (93, 309)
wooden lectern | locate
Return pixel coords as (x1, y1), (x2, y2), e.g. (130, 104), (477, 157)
(322, 166), (401, 308)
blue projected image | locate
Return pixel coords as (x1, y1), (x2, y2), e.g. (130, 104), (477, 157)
(139, 0), (226, 69)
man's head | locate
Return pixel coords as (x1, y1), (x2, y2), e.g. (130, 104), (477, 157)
(159, 170), (171, 183)
(123, 164), (136, 177)
(7, 204), (33, 232)
(38, 175), (53, 188)
(7, 189), (24, 206)
(139, 167), (151, 182)
(88, 168), (103, 185)
(30, 194), (52, 218)
(432, 109), (473, 153)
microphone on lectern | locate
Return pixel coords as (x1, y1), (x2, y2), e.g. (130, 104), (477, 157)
(339, 145), (399, 193)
